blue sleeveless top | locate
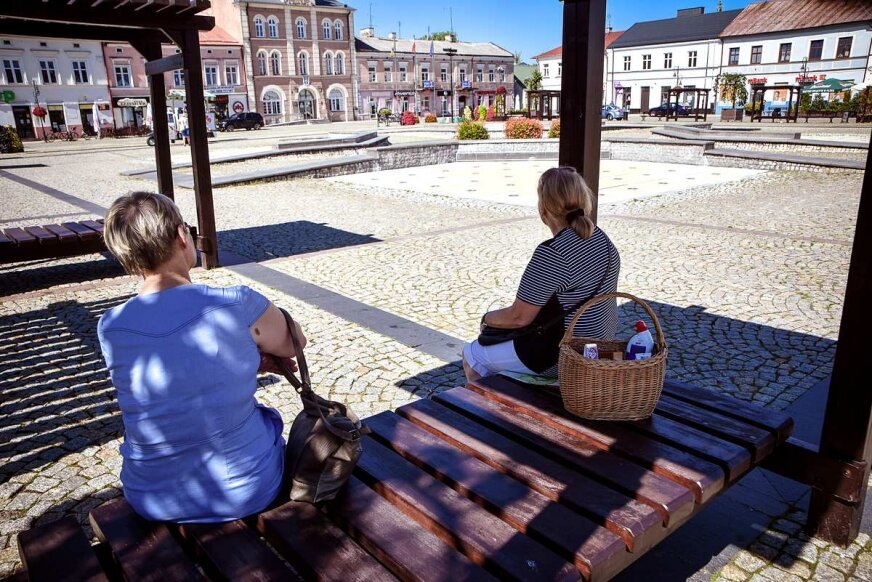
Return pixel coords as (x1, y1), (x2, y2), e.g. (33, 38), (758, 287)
(98, 284), (284, 523)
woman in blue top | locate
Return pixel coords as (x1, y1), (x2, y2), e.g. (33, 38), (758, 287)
(98, 191), (305, 523)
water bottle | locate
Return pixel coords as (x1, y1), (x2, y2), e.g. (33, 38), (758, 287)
(626, 320), (654, 361)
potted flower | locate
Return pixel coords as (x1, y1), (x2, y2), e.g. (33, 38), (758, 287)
(32, 106), (47, 118)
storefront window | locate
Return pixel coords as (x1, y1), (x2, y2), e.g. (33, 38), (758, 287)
(328, 88), (344, 111)
(262, 91), (282, 116)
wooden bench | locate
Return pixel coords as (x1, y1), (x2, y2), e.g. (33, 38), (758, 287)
(0, 220), (107, 264)
(15, 376), (792, 581)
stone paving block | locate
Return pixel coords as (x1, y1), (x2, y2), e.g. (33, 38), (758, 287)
(821, 551), (858, 574)
(853, 553), (872, 581)
(756, 565), (805, 582)
(720, 563), (753, 581)
(815, 563), (849, 582)
(735, 550), (769, 573)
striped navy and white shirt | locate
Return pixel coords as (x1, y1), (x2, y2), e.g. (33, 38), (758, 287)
(515, 226), (621, 373)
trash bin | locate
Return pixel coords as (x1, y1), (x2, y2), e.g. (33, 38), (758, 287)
(842, 112), (850, 123)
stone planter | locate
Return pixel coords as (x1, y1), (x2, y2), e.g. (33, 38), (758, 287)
(720, 108), (744, 122)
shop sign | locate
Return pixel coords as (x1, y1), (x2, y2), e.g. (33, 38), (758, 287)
(748, 77), (768, 85)
(214, 95), (229, 104)
(232, 101), (245, 113)
(117, 98), (149, 107)
(461, 80), (472, 89)
(211, 85), (236, 95)
(422, 80), (434, 89)
(2, 90), (14, 103)
(394, 90), (415, 97)
(795, 74), (826, 83)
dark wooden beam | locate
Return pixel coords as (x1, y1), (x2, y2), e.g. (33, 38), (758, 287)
(0, 20), (164, 44)
(558, 0), (606, 223)
(181, 29), (219, 269)
(131, 38), (175, 200)
(144, 53), (184, 76)
(0, 8), (214, 32)
(807, 130), (872, 546)
(763, 437), (867, 504)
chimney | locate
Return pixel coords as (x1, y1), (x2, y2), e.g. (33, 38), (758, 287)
(388, 31), (397, 41)
(360, 27), (375, 38)
(677, 7), (705, 17)
(444, 33), (455, 43)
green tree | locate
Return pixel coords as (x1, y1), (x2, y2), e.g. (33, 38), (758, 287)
(421, 31), (457, 41)
(526, 69), (543, 91)
(715, 72), (748, 109)
(513, 51), (522, 65)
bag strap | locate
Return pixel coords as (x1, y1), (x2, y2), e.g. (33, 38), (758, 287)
(273, 308), (363, 442)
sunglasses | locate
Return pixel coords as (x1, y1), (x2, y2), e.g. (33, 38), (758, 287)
(183, 222), (198, 240)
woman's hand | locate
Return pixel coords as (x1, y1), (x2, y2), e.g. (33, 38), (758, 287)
(258, 352), (298, 375)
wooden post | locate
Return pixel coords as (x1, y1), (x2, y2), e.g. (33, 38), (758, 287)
(559, 0), (606, 223)
(180, 29), (219, 269)
(807, 131), (872, 546)
(132, 39), (174, 200)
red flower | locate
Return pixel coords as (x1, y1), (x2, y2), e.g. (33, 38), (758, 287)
(496, 85), (507, 95)
(32, 106), (47, 117)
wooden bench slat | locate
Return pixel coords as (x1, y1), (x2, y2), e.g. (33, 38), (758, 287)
(42, 223), (79, 243)
(663, 380), (794, 443)
(80, 220), (105, 235)
(396, 400), (672, 549)
(328, 476), (499, 582)
(17, 516), (109, 582)
(459, 379), (725, 503)
(357, 434), (580, 581)
(61, 221), (100, 241)
(258, 500), (395, 582)
(23, 226), (60, 246)
(2, 227), (38, 246)
(179, 520), (297, 582)
(656, 395), (777, 462)
(89, 499), (205, 582)
(365, 412), (628, 581)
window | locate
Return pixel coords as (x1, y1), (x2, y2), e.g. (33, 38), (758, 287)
(476, 64), (483, 82)
(225, 63), (239, 85)
(204, 65), (219, 86)
(334, 53), (344, 75)
(422, 96), (430, 112)
(384, 62), (393, 82)
(334, 21), (343, 40)
(296, 18), (306, 39)
(623, 56), (630, 71)
(324, 53), (333, 75)
(688, 51), (697, 67)
(642, 54), (651, 70)
(267, 17), (279, 38)
(254, 17), (265, 38)
(296, 53), (307, 76)
(439, 64), (447, 81)
(750, 45), (762, 65)
(2, 59), (22, 83)
(836, 37), (852, 59)
(368, 64), (377, 82)
(399, 64), (407, 82)
(488, 66), (495, 82)
(809, 39), (823, 61)
(556, 63), (561, 77)
(664, 52), (672, 68)
(542, 63), (549, 78)
(328, 88), (344, 111)
(39, 60), (58, 84)
(72, 60), (88, 84)
(173, 69), (185, 87)
(459, 67), (467, 82)
(114, 63), (131, 87)
(262, 90), (282, 116)
(778, 43), (791, 63)
(322, 21), (331, 39)
(421, 65), (431, 82)
(729, 47), (739, 65)
(257, 52), (267, 76)
(499, 67), (506, 82)
(271, 52), (281, 76)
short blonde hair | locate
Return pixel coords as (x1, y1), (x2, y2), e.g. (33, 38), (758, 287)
(537, 166), (596, 240)
(103, 191), (185, 276)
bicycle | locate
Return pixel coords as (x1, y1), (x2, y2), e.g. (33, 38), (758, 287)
(45, 130), (77, 142)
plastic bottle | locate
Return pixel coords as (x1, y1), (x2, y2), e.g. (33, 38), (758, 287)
(626, 320), (654, 361)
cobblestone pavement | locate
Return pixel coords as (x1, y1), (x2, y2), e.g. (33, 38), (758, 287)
(0, 123), (867, 578)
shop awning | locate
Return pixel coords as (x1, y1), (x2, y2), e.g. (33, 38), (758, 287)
(805, 78), (855, 93)
(167, 89), (216, 100)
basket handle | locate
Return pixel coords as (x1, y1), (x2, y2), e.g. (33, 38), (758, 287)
(561, 292), (667, 349)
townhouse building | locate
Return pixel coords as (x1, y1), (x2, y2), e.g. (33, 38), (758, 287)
(607, 8), (742, 113)
(214, 0), (357, 124)
(718, 0), (872, 110)
(355, 30), (514, 117)
(0, 37), (110, 139)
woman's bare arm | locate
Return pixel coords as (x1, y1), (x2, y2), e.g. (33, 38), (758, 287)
(482, 298), (541, 329)
(250, 303), (307, 358)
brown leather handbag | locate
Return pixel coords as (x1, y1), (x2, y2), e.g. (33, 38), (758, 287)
(274, 309), (368, 504)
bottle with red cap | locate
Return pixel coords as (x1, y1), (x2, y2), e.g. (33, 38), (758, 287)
(625, 320), (654, 361)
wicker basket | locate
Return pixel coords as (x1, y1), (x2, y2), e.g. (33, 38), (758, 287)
(558, 292), (667, 421)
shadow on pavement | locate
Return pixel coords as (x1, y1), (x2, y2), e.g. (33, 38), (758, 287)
(218, 220), (381, 262)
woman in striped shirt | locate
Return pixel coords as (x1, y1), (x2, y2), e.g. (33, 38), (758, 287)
(463, 166), (621, 381)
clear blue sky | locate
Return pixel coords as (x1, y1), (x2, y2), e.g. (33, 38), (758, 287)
(358, 0), (754, 62)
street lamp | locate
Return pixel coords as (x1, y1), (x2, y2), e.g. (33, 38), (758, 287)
(443, 47), (457, 118)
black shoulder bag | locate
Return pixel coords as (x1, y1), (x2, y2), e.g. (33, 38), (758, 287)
(274, 309), (369, 504)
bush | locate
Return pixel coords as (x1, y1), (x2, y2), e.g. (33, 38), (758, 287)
(486, 106), (495, 121)
(424, 112), (437, 123)
(462, 106), (472, 121)
(505, 117), (543, 139)
(401, 111), (419, 125)
(456, 120), (489, 140)
(378, 107), (392, 117)
(547, 118), (560, 138)
(0, 125), (23, 153)
(477, 104), (487, 121)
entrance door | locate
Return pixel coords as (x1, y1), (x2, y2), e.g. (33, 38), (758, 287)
(641, 86), (650, 113)
(12, 106), (34, 139)
(298, 89), (315, 119)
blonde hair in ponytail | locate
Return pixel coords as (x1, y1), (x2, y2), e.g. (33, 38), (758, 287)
(537, 166), (595, 239)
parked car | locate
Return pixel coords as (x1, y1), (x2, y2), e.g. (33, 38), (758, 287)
(217, 112), (264, 131)
(648, 103), (690, 117)
(601, 104), (626, 121)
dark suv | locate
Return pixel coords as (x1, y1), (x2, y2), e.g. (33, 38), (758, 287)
(648, 103), (690, 117)
(217, 112), (264, 131)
